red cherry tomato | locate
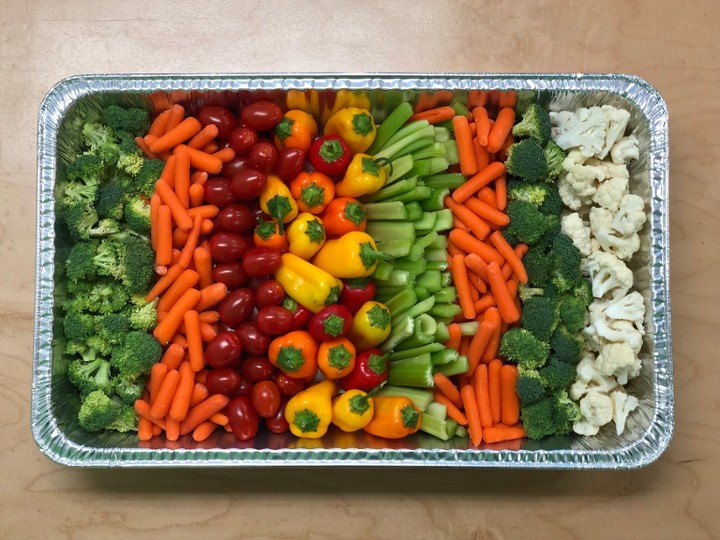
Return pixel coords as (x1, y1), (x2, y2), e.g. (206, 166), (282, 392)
(249, 141), (278, 172)
(228, 126), (259, 155)
(264, 397), (290, 434)
(230, 169), (267, 201)
(231, 378), (254, 398)
(210, 232), (250, 262)
(274, 147), (306, 181)
(242, 246), (282, 277)
(226, 396), (259, 441)
(240, 101), (283, 132)
(212, 262), (248, 289)
(204, 177), (238, 208)
(205, 332), (242, 369)
(236, 322), (271, 356)
(257, 306), (294, 335)
(221, 155), (253, 179)
(216, 204), (254, 234)
(274, 372), (305, 396)
(251, 380), (281, 418)
(205, 368), (242, 395)
(198, 106), (238, 139)
(242, 355), (275, 382)
(218, 288), (255, 327)
(254, 280), (285, 308)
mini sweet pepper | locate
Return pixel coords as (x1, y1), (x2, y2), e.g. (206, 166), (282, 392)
(335, 154), (387, 198)
(274, 109), (318, 153)
(259, 174), (298, 234)
(289, 171), (335, 214)
(339, 348), (389, 392)
(312, 231), (391, 278)
(285, 379), (337, 439)
(363, 396), (421, 439)
(324, 107), (377, 154)
(320, 197), (367, 238)
(348, 301), (392, 350)
(308, 135), (352, 177)
(274, 253), (342, 313)
(268, 330), (318, 379)
(287, 213), (326, 260)
(332, 388), (375, 432)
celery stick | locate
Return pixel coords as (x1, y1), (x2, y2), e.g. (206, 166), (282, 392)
(368, 102), (413, 155)
(455, 425), (468, 438)
(451, 101), (470, 117)
(364, 177), (418, 203)
(377, 123), (434, 160)
(436, 119), (454, 132)
(434, 355), (469, 376)
(384, 288), (417, 315)
(416, 270), (441, 292)
(394, 314), (437, 350)
(428, 235), (448, 251)
(377, 385), (433, 411)
(414, 286), (430, 301)
(429, 303), (462, 319)
(386, 154), (414, 184)
(378, 238), (412, 258)
(423, 173), (466, 190)
(413, 212), (437, 231)
(384, 185), (433, 204)
(458, 321), (480, 336)
(443, 140), (459, 166)
(405, 201), (423, 221)
(365, 201), (408, 221)
(394, 136), (435, 160)
(412, 143), (446, 161)
(390, 342), (445, 360)
(393, 296), (435, 324)
(424, 248), (448, 261)
(434, 321), (450, 343)
(372, 260), (394, 281)
(433, 208), (454, 231)
(366, 221), (415, 242)
(420, 414), (452, 441)
(406, 243), (424, 262)
(377, 269), (412, 288)
(433, 286), (456, 304)
(376, 286), (403, 300)
(416, 231), (439, 251)
(380, 315), (415, 352)
(433, 126), (450, 143)
(427, 157), (451, 176)
(426, 260), (448, 271)
(420, 188), (449, 211)
(392, 257), (426, 274)
(441, 271), (453, 287)
(431, 347), (458, 365)
(445, 419), (458, 439)
(425, 401), (448, 420)
(381, 120), (430, 151)
(388, 355), (434, 388)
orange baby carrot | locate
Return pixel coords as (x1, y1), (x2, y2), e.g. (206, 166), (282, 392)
(473, 294), (496, 314)
(487, 107), (516, 153)
(474, 364), (493, 428)
(500, 365), (520, 425)
(459, 335), (471, 357)
(150, 194), (161, 250)
(165, 418), (180, 441)
(202, 141), (219, 154)
(486, 261), (520, 324)
(409, 106), (456, 124)
(464, 253), (489, 281)
(451, 254), (476, 320)
(478, 187), (498, 209)
(453, 214), (469, 233)
(451, 162), (506, 204)
(164, 104), (185, 133)
(210, 413), (229, 426)
(497, 90), (517, 109)
(433, 373), (463, 409)
(449, 229), (505, 266)
(174, 144), (223, 174)
(495, 174), (507, 211)
(155, 205), (173, 267)
(461, 385), (483, 447)
(498, 134), (515, 163)
(150, 117), (202, 153)
(156, 269), (200, 314)
(179, 394), (230, 435)
(466, 307), (501, 376)
(444, 196), (491, 241)
(188, 205), (220, 220)
(447, 240), (465, 259)
(160, 343), (185, 371)
(185, 310), (204, 372)
(170, 332), (188, 350)
(472, 137), (490, 171)
(467, 271), (487, 295)
(213, 147), (236, 163)
(150, 368), (180, 419)
(191, 170), (209, 186)
(188, 123), (219, 149)
(177, 214), (203, 269)
(145, 264), (183, 302)
(452, 115), (478, 176)
(472, 106), (491, 146)
(148, 363), (168, 405)
(194, 282), (229, 312)
(467, 90), (487, 109)
(444, 323), (462, 351)
(198, 310), (219, 324)
(490, 231), (528, 284)
(156, 179), (193, 231)
(169, 361), (195, 421)
(147, 109), (171, 138)
(464, 196), (510, 227)
(134, 399), (167, 430)
(192, 421), (218, 442)
(174, 148), (191, 209)
(433, 391), (468, 426)
(488, 358), (503, 425)
(189, 383), (209, 408)
(137, 417), (153, 441)
(194, 247), (214, 289)
(135, 136), (158, 159)
(189, 183), (205, 208)
(483, 423), (526, 444)
(199, 322), (217, 342)
(158, 155), (176, 188)
(153, 288), (202, 345)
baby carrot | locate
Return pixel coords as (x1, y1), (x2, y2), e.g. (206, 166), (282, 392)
(189, 183), (205, 208)
(177, 214), (203, 270)
(148, 363), (168, 405)
(185, 310), (204, 372)
(193, 247), (214, 289)
(174, 144), (223, 174)
(444, 323), (462, 351)
(145, 263), (183, 302)
(460, 385), (483, 447)
(486, 261), (520, 323)
(170, 333), (188, 349)
(453, 214), (469, 233)
(498, 134), (515, 163)
(444, 196), (491, 241)
(150, 117), (202, 153)
(472, 106), (491, 146)
(464, 252), (489, 281)
(138, 417), (153, 441)
(481, 321), (503, 364)
(202, 141), (219, 154)
(474, 364), (493, 428)
(150, 368), (180, 419)
(488, 358), (503, 425)
(482, 423), (526, 444)
(147, 109), (171, 138)
(188, 123), (219, 149)
(451, 254), (476, 320)
(213, 147), (236, 163)
(150, 194), (161, 250)
(194, 282), (229, 312)
(189, 383), (209, 408)
(179, 394), (230, 435)
(164, 104), (185, 133)
(191, 170), (209, 186)
(156, 179), (194, 231)
(464, 196), (510, 227)
(489, 231), (528, 284)
(135, 136), (158, 159)
(174, 148), (191, 209)
(409, 106), (456, 124)
(486, 107), (516, 153)
(433, 373), (463, 409)
(478, 187), (498, 209)
(500, 365), (520, 426)
(210, 413), (229, 426)
(449, 229), (504, 266)
(466, 307), (501, 375)
(134, 399), (167, 430)
(199, 322), (217, 342)
(497, 90), (517, 109)
(451, 162), (505, 204)
(169, 361), (195, 421)
(459, 335), (471, 357)
(154, 288), (202, 345)
(473, 294), (496, 314)
(433, 391), (468, 426)
(198, 311), (219, 324)
(164, 418), (179, 441)
(192, 421), (218, 442)
(187, 205), (220, 220)
(472, 137), (490, 171)
(160, 343), (185, 371)
(467, 271), (487, 295)
(452, 115), (478, 176)
(156, 269), (200, 314)
(158, 155), (176, 188)
(495, 174), (507, 211)
(155, 205), (173, 267)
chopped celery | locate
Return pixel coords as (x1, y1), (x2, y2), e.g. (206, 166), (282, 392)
(423, 172), (466, 190)
(376, 124), (435, 161)
(375, 286), (404, 300)
(433, 126), (450, 143)
(409, 157), (449, 178)
(378, 238), (413, 258)
(426, 260), (448, 271)
(372, 260), (394, 281)
(451, 101), (470, 118)
(377, 385), (433, 411)
(414, 286), (430, 301)
(366, 221), (415, 243)
(368, 102), (414, 155)
(427, 235), (448, 251)
(405, 201), (423, 221)
(433, 287), (456, 304)
(434, 355), (469, 376)
(434, 321), (450, 343)
(386, 154), (414, 184)
(424, 248), (448, 261)
(445, 419), (458, 439)
(429, 303), (462, 319)
(384, 288), (417, 315)
(412, 142), (446, 161)
(416, 270), (441, 292)
(433, 208), (454, 231)
(380, 315), (415, 352)
(406, 243), (424, 262)
(431, 347), (458, 365)
(390, 342), (445, 360)
(420, 188), (449, 212)
(416, 231), (439, 251)
(458, 321), (480, 336)
(385, 186), (433, 204)
(381, 120), (430, 152)
(443, 140), (459, 166)
(454, 425), (468, 438)
(365, 201), (408, 221)
(388, 355), (434, 388)
(436, 119), (454, 132)
(392, 295), (435, 324)
(413, 212), (437, 231)
(441, 271), (452, 287)
(394, 136), (435, 160)
(420, 414), (452, 441)
(394, 314), (437, 350)
(364, 177), (418, 203)
(392, 257), (426, 274)
(425, 401), (448, 420)
(377, 269), (412, 288)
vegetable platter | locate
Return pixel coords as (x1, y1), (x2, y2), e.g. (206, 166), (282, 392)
(32, 74), (672, 468)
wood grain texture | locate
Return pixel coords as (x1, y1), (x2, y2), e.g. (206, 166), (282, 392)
(1, 0), (718, 538)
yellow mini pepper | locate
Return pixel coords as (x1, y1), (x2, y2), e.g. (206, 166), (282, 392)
(285, 379), (337, 439)
(312, 231), (391, 278)
(321, 90), (371, 125)
(335, 154), (387, 198)
(348, 300), (392, 350)
(274, 253), (342, 313)
(287, 213), (326, 260)
(259, 174), (298, 234)
(332, 389), (375, 433)
(363, 396), (421, 439)
(324, 107), (377, 154)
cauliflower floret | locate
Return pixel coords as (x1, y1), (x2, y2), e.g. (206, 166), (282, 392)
(592, 176), (629, 212)
(612, 194), (646, 236)
(573, 418), (601, 436)
(550, 106), (630, 159)
(599, 105), (631, 159)
(561, 213), (592, 256)
(558, 157), (605, 211)
(579, 391), (614, 427)
(583, 251), (634, 299)
(583, 317), (644, 355)
(570, 352), (620, 400)
(604, 291), (645, 332)
(590, 206), (641, 260)
(610, 134), (640, 165)
(595, 342), (641, 385)
(585, 158), (630, 181)
(611, 390), (640, 436)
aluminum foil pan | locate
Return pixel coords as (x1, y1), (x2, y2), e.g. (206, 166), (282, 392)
(32, 73), (672, 468)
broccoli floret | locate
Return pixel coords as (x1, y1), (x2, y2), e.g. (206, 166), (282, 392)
(78, 390), (121, 432)
(515, 368), (547, 406)
(67, 355), (114, 397)
(126, 297), (158, 332)
(119, 236), (154, 293)
(107, 402), (138, 432)
(63, 310), (96, 341)
(503, 200), (559, 246)
(114, 373), (146, 405)
(66, 339), (89, 356)
(60, 179), (99, 209)
(570, 278), (593, 308)
(96, 183), (125, 220)
(116, 132), (145, 176)
(539, 358), (577, 391)
(102, 106), (150, 138)
(65, 241), (97, 281)
(550, 326), (584, 364)
(92, 239), (122, 278)
(506, 179), (553, 207)
(124, 197), (151, 236)
(520, 296), (558, 342)
(111, 331), (162, 378)
(522, 245), (550, 288)
(551, 390), (581, 435)
(538, 184), (563, 216)
(66, 153), (106, 184)
(511, 103), (551, 146)
(520, 397), (556, 440)
(98, 312), (131, 345)
(62, 202), (99, 241)
(544, 140), (566, 181)
(88, 218), (121, 238)
(131, 159), (164, 198)
(499, 328), (550, 369)
(505, 139), (548, 182)
(82, 123), (120, 165)
(557, 295), (588, 333)
(81, 279), (129, 314)
(549, 234), (582, 292)
(86, 334), (113, 356)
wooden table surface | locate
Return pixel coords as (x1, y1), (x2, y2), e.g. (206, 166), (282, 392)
(2, 1), (718, 538)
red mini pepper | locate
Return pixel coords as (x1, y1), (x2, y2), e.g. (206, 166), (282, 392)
(339, 348), (390, 392)
(282, 296), (313, 330)
(340, 278), (376, 314)
(308, 304), (353, 342)
(320, 197), (367, 238)
(308, 135), (352, 177)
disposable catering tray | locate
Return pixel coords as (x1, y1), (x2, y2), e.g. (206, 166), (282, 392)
(32, 73), (672, 468)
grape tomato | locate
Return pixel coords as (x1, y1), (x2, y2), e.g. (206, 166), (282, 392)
(240, 101), (283, 132)
(251, 380), (281, 418)
(216, 204), (255, 234)
(218, 288), (255, 327)
(236, 322), (271, 356)
(210, 232), (250, 262)
(221, 155), (253, 179)
(198, 106), (238, 139)
(205, 368), (242, 395)
(226, 396), (259, 441)
(249, 141), (278, 172)
(242, 246), (282, 277)
(212, 262), (248, 289)
(274, 147), (306, 181)
(230, 169), (267, 201)
(254, 280), (285, 308)
(241, 355), (275, 382)
(256, 306), (294, 335)
(205, 332), (242, 369)
(204, 177), (239, 208)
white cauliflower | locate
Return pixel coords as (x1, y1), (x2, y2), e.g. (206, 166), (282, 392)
(595, 342), (641, 385)
(573, 391), (614, 436)
(604, 291), (645, 332)
(550, 106), (630, 159)
(561, 212), (592, 256)
(558, 153), (605, 210)
(600, 105), (631, 159)
(585, 158), (630, 181)
(590, 206), (641, 260)
(612, 194), (646, 236)
(583, 317), (644, 355)
(570, 352), (620, 400)
(583, 251), (634, 299)
(611, 391), (640, 436)
(592, 176), (629, 212)
(610, 134), (640, 165)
